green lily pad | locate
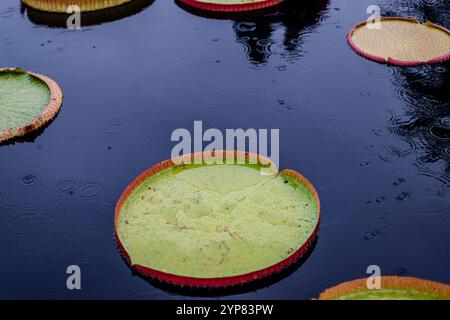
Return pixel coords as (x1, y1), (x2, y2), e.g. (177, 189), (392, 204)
(0, 68), (62, 143)
(115, 153), (320, 286)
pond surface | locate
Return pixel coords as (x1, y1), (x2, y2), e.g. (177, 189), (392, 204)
(0, 0), (449, 299)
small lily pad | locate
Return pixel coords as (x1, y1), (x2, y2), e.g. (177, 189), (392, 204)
(348, 17), (450, 66)
(0, 68), (63, 143)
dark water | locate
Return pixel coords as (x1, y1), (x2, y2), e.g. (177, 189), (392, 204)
(0, 0), (449, 299)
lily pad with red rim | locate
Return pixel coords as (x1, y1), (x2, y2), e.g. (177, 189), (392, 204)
(348, 17), (450, 66)
(21, 0), (137, 13)
(0, 68), (63, 144)
(319, 276), (450, 300)
(115, 151), (320, 287)
(177, 0), (284, 12)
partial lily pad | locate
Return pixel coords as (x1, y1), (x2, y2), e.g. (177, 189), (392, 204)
(178, 0), (284, 12)
(23, 0), (155, 27)
(319, 276), (450, 300)
(21, 0), (137, 13)
(0, 68), (62, 143)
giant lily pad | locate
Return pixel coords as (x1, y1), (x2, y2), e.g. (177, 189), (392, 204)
(115, 151), (320, 287)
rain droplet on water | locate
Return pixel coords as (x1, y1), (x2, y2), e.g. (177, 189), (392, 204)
(236, 22), (257, 32)
(393, 177), (406, 186)
(79, 183), (102, 199)
(395, 192), (410, 201)
(104, 118), (125, 135)
(375, 222), (392, 235)
(438, 117), (450, 128)
(363, 232), (376, 241)
(56, 180), (76, 193)
(21, 175), (38, 186)
(429, 126), (450, 140)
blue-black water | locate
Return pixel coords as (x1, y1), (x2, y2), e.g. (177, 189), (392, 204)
(0, 0), (449, 299)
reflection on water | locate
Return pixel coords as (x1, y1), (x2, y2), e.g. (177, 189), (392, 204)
(382, 0), (450, 27)
(390, 63), (450, 179)
(176, 0), (329, 65)
(383, 0), (450, 183)
(21, 0), (155, 28)
(233, 0), (329, 64)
